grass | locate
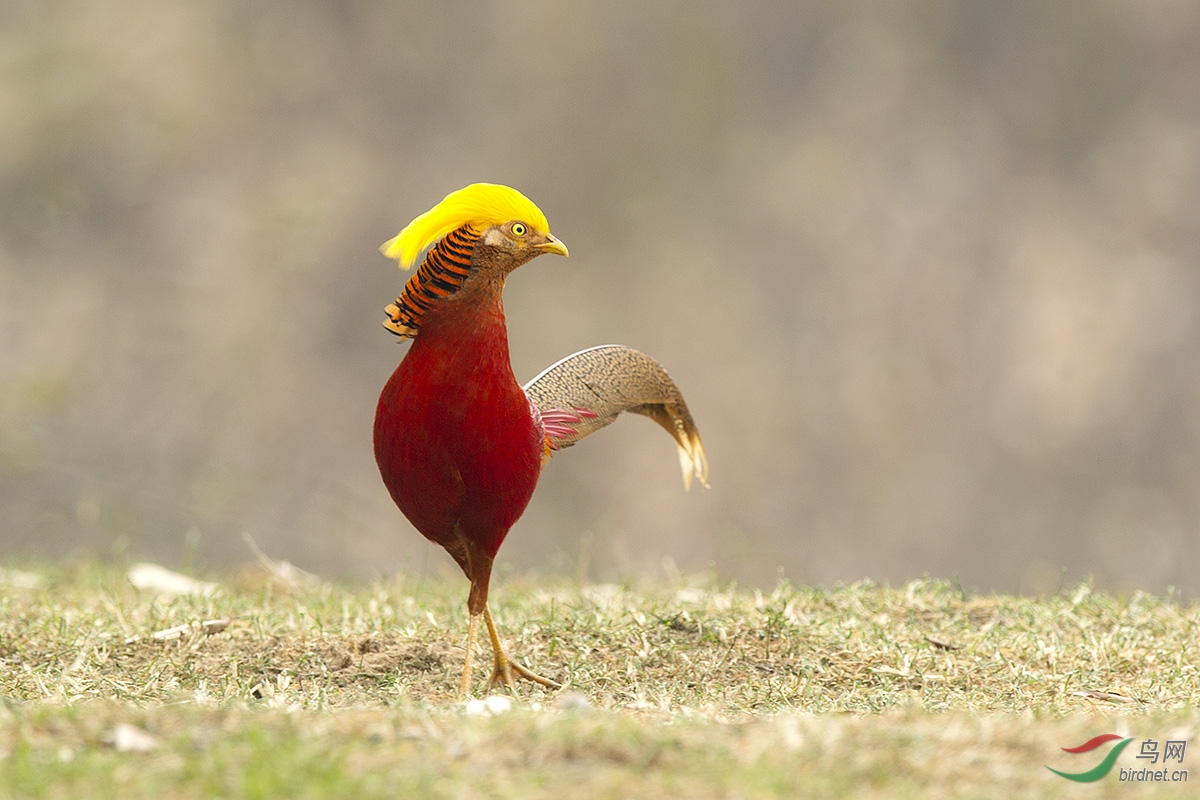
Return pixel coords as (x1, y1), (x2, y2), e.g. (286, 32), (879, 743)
(0, 562), (1197, 798)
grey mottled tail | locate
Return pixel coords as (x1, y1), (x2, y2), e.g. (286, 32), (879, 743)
(523, 345), (708, 489)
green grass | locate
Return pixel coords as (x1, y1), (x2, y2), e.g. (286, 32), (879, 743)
(1, 563), (1197, 798)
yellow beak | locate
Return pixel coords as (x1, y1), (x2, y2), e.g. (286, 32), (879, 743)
(534, 233), (569, 258)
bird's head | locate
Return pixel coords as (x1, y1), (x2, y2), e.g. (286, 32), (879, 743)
(379, 183), (567, 337)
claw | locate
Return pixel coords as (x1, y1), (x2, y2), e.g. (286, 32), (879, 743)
(483, 605), (562, 691)
(488, 654), (563, 691)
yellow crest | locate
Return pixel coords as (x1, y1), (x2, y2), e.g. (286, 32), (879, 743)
(380, 183), (552, 270)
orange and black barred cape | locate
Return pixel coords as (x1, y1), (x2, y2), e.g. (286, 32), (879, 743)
(384, 224), (480, 339)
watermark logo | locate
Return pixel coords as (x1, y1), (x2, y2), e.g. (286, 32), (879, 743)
(1047, 734), (1188, 783)
(1047, 734), (1133, 783)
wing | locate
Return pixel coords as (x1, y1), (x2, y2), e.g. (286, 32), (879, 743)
(523, 344), (709, 490)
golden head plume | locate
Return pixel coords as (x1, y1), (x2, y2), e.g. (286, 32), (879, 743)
(380, 183), (552, 270)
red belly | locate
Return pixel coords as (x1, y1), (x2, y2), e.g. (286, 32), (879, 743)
(374, 317), (543, 559)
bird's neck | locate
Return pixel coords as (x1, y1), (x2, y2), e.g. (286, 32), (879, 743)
(405, 280), (516, 384)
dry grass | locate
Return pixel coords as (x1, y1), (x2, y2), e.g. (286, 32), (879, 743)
(0, 562), (1198, 798)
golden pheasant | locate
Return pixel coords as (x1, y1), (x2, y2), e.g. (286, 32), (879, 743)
(373, 183), (707, 695)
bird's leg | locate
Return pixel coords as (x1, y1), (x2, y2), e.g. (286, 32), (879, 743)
(483, 605), (562, 691)
(461, 548), (561, 692)
(458, 611), (482, 697)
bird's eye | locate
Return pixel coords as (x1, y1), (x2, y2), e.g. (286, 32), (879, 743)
(511, 222), (527, 237)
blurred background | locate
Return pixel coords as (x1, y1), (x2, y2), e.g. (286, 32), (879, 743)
(2, 1), (1198, 596)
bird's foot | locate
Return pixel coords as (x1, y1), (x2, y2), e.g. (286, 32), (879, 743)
(489, 653), (563, 691)
(481, 604), (562, 691)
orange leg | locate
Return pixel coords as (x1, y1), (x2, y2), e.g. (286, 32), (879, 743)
(458, 612), (482, 697)
(483, 605), (562, 691)
(457, 554), (562, 695)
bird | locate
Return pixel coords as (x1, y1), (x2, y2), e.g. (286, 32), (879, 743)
(373, 183), (708, 696)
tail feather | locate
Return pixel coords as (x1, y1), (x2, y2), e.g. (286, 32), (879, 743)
(524, 345), (709, 489)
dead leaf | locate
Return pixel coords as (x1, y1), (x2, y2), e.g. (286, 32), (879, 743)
(126, 618), (233, 645)
(128, 563), (217, 598)
(925, 636), (961, 651)
(1072, 690), (1132, 703)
